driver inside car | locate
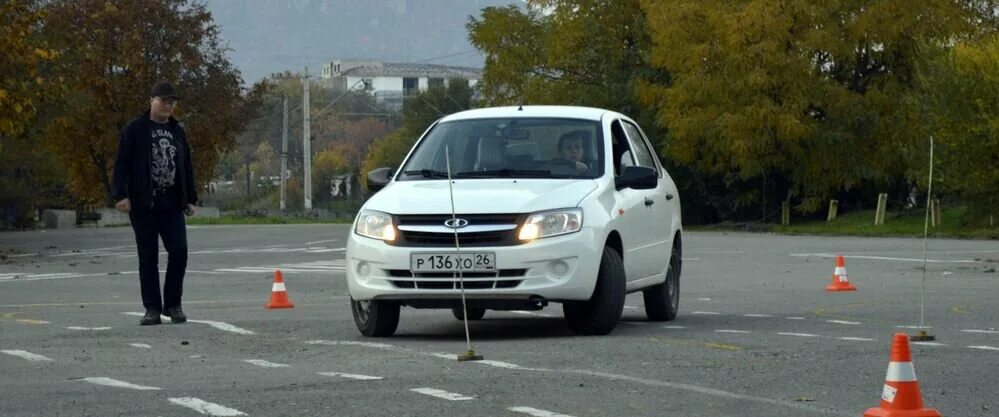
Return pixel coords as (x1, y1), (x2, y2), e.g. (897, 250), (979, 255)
(545, 130), (593, 175)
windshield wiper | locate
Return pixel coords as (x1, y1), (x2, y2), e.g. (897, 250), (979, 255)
(402, 169), (451, 179)
(454, 169), (552, 178)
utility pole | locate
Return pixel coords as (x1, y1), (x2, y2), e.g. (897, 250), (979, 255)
(280, 95), (288, 212)
(303, 67), (312, 212)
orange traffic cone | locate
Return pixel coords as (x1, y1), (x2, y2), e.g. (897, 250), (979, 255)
(864, 333), (942, 417)
(826, 255), (857, 291)
(266, 270), (294, 309)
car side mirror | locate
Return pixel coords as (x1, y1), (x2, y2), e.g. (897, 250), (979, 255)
(367, 167), (393, 192)
(615, 166), (658, 190)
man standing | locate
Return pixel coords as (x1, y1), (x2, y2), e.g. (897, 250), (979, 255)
(113, 81), (198, 325)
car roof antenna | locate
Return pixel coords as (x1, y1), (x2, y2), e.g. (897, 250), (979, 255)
(445, 144), (484, 362)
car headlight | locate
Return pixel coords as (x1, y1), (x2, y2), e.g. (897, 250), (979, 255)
(355, 210), (396, 241)
(518, 208), (583, 241)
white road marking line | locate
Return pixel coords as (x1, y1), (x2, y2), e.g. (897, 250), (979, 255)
(429, 352), (455, 360)
(244, 359), (289, 368)
(509, 406), (576, 417)
(410, 388), (475, 401)
(913, 342), (947, 347)
(968, 345), (999, 351)
(663, 325), (687, 329)
(306, 239), (340, 245)
(8, 253), (38, 258)
(744, 314), (774, 318)
(962, 329), (999, 335)
(317, 372), (383, 380)
(66, 326), (111, 331)
(168, 397), (246, 416)
(511, 311), (556, 318)
(477, 360), (523, 369)
(623, 305), (641, 310)
(838, 337), (875, 342)
(826, 320), (861, 325)
(895, 325), (932, 329)
(621, 321), (648, 326)
(129, 343), (152, 349)
(777, 332), (819, 338)
(791, 253), (978, 263)
(715, 329), (751, 334)
(696, 298), (711, 301)
(691, 311), (722, 315)
(1, 349), (54, 362)
(122, 312), (255, 335)
(305, 340), (396, 349)
(81, 377), (160, 390)
(306, 248), (346, 253)
(786, 317), (807, 320)
(15, 319), (49, 324)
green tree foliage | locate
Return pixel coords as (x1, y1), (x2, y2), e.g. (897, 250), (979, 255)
(0, 0), (60, 140)
(637, 0), (976, 216)
(41, 0), (248, 205)
(468, 0), (653, 116)
(919, 35), (999, 222)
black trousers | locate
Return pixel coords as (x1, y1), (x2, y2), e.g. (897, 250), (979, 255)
(129, 208), (188, 312)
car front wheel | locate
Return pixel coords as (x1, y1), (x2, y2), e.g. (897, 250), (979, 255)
(643, 242), (681, 321)
(563, 246), (626, 335)
(351, 298), (400, 337)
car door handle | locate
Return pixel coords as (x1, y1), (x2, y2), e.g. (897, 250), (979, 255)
(665, 193), (674, 201)
(644, 198), (655, 207)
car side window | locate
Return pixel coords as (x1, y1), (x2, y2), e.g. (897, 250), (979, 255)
(621, 121), (659, 175)
(610, 120), (635, 176)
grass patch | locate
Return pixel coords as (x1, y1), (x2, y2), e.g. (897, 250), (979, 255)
(186, 216), (353, 225)
(773, 207), (998, 239)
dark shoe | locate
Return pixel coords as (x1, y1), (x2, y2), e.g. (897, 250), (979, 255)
(140, 310), (162, 326)
(164, 306), (187, 324)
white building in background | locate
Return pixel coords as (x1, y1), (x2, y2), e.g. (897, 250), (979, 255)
(320, 59), (481, 110)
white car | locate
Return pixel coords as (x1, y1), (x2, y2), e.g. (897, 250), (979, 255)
(346, 105), (682, 336)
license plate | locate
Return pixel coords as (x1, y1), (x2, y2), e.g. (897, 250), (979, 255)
(410, 252), (496, 273)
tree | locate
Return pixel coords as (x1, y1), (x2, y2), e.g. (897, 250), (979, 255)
(637, 0), (977, 216)
(0, 0), (60, 141)
(919, 34), (999, 224)
(41, 0), (247, 205)
(468, 0), (654, 118)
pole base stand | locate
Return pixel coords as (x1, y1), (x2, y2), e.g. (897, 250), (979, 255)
(457, 350), (484, 362)
(910, 330), (936, 341)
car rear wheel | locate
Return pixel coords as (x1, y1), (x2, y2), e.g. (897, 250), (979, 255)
(452, 307), (486, 321)
(643, 242), (681, 321)
(563, 246), (626, 335)
(351, 298), (400, 337)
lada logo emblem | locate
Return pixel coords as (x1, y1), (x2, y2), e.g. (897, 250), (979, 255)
(443, 218), (469, 229)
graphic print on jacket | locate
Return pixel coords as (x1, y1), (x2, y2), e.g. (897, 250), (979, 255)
(151, 127), (177, 191)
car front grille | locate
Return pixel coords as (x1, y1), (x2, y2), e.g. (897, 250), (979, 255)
(390, 213), (525, 247)
(385, 268), (527, 290)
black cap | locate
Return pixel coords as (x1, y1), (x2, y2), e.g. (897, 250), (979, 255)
(150, 81), (180, 99)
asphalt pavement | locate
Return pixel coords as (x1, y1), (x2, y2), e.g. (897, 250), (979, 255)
(1, 225), (996, 417)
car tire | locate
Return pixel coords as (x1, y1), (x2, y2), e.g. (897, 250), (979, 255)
(452, 307), (486, 321)
(351, 298), (400, 337)
(563, 246), (626, 335)
(643, 242), (681, 321)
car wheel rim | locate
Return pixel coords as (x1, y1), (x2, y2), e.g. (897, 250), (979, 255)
(668, 257), (679, 308)
(354, 300), (371, 324)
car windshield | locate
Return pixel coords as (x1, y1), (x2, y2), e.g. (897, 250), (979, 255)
(398, 117), (604, 180)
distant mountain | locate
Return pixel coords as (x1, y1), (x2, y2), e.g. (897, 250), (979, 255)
(204, 0), (521, 85)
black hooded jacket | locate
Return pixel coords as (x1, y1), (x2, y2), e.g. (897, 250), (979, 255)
(112, 111), (198, 210)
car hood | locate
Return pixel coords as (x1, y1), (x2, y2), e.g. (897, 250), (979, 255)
(364, 179), (598, 214)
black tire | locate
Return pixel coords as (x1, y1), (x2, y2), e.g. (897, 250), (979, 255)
(351, 298), (400, 337)
(643, 242), (681, 321)
(452, 307), (486, 321)
(563, 246), (626, 335)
